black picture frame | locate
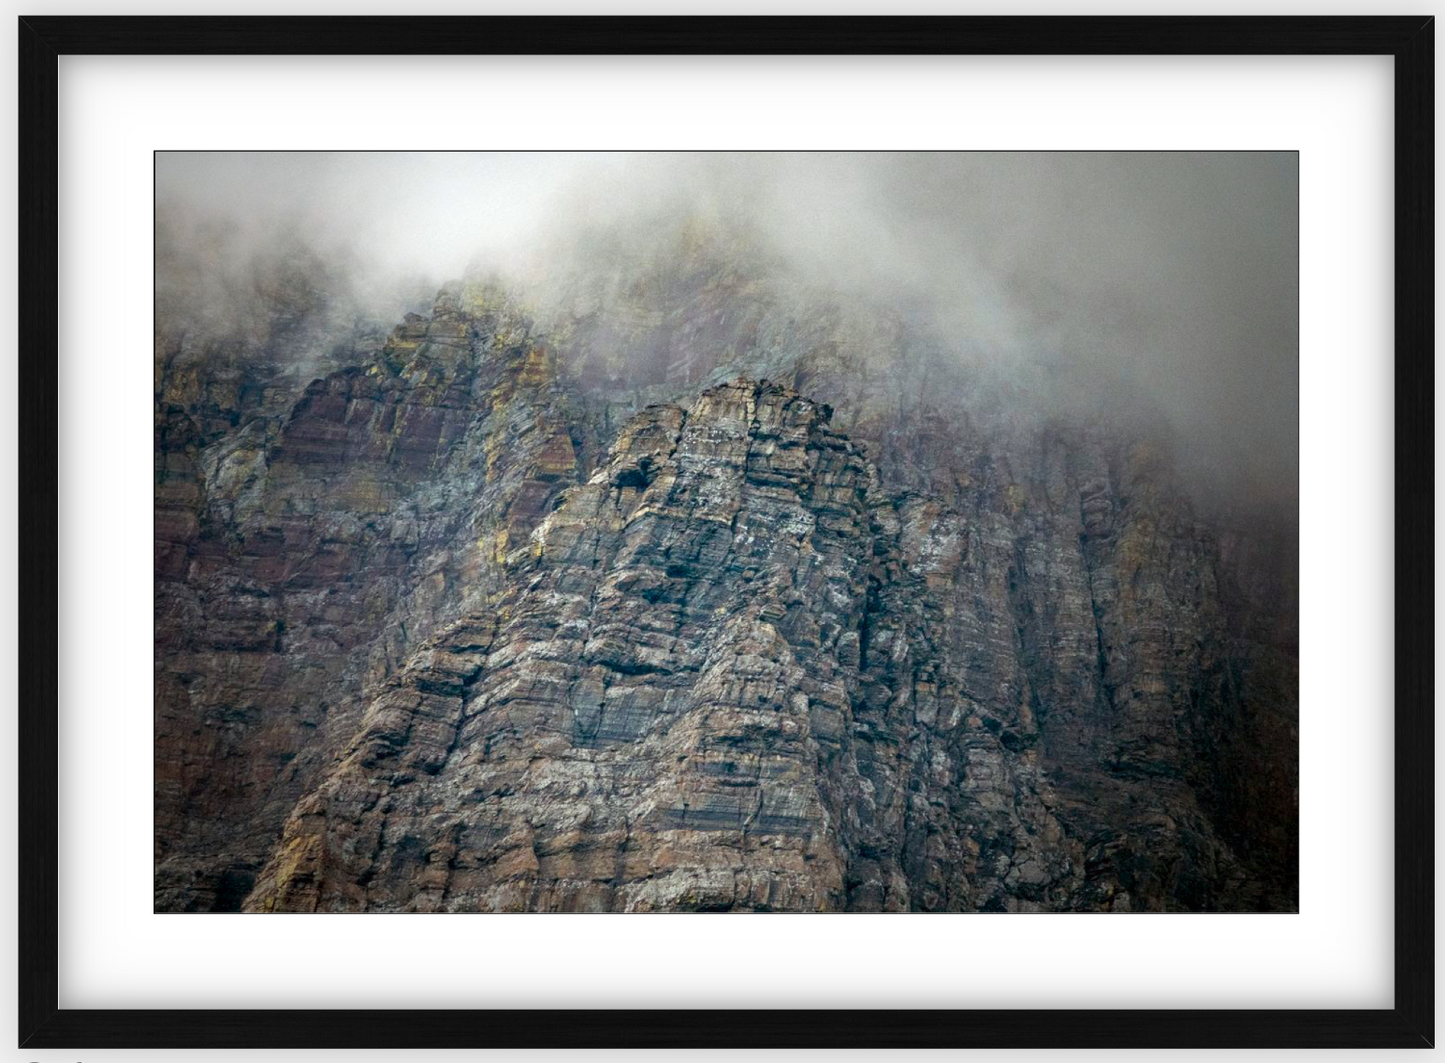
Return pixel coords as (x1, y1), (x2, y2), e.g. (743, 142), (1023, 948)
(17, 14), (1434, 1050)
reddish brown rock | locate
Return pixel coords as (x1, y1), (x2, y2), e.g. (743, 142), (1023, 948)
(156, 249), (1297, 914)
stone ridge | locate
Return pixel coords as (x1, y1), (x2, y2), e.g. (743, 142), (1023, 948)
(156, 270), (1297, 913)
(240, 379), (1073, 911)
(154, 287), (594, 911)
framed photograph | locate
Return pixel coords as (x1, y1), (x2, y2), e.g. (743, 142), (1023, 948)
(18, 14), (1433, 1051)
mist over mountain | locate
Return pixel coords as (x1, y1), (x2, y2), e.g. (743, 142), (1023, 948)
(155, 152), (1297, 913)
(158, 151), (1297, 507)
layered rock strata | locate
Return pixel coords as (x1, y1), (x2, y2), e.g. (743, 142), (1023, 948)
(156, 264), (1297, 913)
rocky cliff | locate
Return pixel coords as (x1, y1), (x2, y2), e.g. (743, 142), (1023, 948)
(155, 237), (1297, 913)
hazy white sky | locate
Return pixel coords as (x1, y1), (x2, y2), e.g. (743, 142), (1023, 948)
(157, 151), (1298, 499)
(158, 151), (629, 272)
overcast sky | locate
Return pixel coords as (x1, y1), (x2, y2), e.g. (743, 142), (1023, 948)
(157, 151), (1298, 502)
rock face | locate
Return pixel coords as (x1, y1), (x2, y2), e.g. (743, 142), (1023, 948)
(155, 246), (1297, 914)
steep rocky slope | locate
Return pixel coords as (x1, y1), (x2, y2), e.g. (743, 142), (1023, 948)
(155, 240), (1297, 913)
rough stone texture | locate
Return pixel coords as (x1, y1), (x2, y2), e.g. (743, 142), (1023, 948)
(156, 245), (1297, 914)
(155, 282), (595, 911)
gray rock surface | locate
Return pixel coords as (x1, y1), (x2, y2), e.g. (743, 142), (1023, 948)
(155, 240), (1297, 913)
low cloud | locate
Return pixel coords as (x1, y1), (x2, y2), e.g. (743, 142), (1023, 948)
(157, 150), (1298, 508)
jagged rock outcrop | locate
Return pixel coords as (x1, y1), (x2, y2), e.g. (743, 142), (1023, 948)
(242, 380), (1081, 912)
(155, 284), (594, 911)
(156, 249), (1297, 914)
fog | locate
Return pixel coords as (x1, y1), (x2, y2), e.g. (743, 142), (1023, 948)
(156, 151), (1298, 506)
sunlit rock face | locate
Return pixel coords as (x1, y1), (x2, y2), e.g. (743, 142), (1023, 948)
(155, 244), (1297, 914)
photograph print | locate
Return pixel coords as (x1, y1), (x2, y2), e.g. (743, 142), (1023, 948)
(154, 151), (1299, 914)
